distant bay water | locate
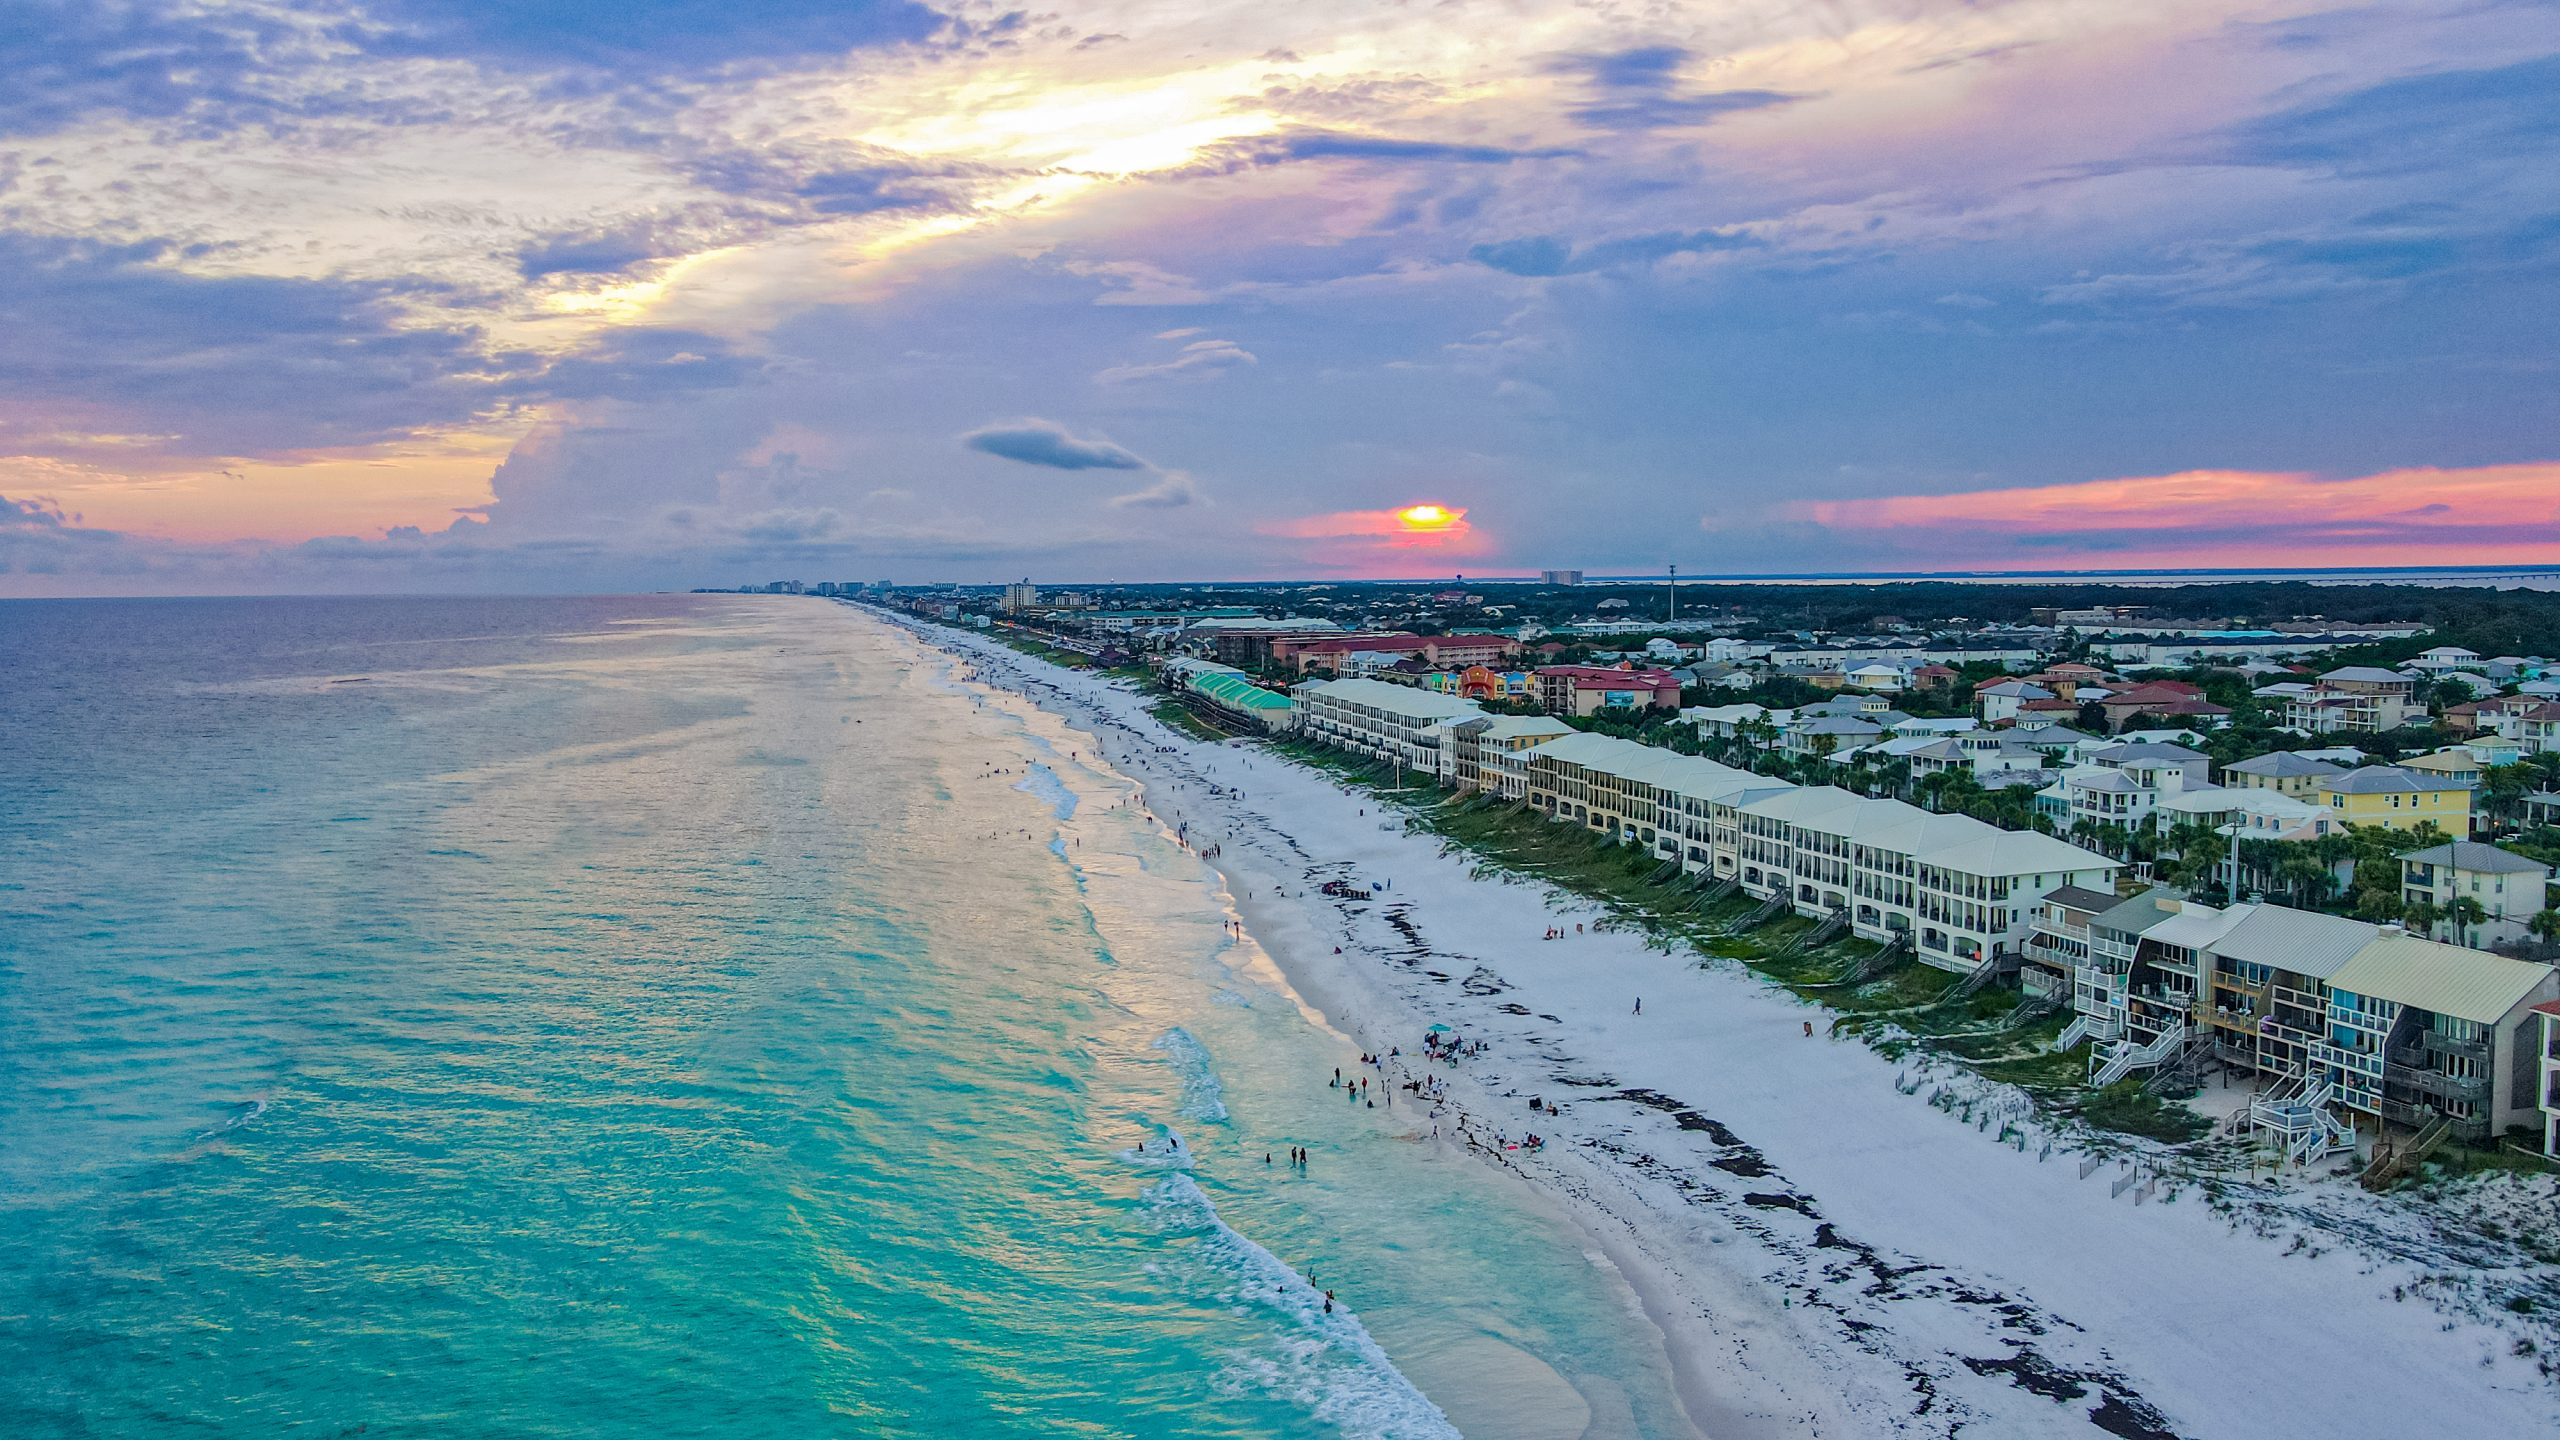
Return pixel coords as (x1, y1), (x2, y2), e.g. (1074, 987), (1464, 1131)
(0, 596), (1688, 1440)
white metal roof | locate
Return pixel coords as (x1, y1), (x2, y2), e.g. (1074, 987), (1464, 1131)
(2329, 937), (2557, 1025)
(2207, 907), (2378, 981)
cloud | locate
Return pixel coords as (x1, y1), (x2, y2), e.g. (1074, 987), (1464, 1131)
(1548, 44), (1801, 132)
(0, 234), (507, 457)
(1112, 472), (1203, 508)
(1094, 338), (1258, 385)
(960, 420), (1148, 471)
(517, 227), (668, 280)
(0, 492), (136, 575)
(0, 2), (328, 137)
(795, 166), (942, 216)
(1793, 462), (2560, 568)
(370, 0), (943, 73)
(1468, 228), (1759, 276)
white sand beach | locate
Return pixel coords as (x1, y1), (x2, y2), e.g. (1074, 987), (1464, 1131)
(899, 612), (2559, 1440)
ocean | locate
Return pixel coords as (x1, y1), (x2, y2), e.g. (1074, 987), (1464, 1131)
(0, 596), (1689, 1439)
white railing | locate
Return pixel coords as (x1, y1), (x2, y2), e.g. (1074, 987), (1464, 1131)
(2093, 1020), (2185, 1086)
(2249, 1072), (2355, 1166)
(2055, 1017), (2091, 1053)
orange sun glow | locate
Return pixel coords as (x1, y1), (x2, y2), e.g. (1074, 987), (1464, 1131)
(1397, 503), (1458, 530)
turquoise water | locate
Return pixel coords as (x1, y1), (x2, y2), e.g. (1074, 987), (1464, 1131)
(0, 596), (1688, 1439)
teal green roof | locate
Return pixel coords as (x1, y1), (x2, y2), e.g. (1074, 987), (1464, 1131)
(1188, 672), (1293, 711)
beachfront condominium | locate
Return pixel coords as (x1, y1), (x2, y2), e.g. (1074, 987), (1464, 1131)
(1291, 677), (1488, 775)
(2042, 893), (2559, 1147)
(1509, 731), (2120, 973)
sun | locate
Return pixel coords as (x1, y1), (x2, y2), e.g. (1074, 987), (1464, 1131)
(1397, 503), (1459, 531)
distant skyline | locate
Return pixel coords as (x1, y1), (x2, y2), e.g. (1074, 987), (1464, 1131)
(5, 1), (2559, 595)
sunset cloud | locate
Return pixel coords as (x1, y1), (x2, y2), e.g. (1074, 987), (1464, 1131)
(4, 1), (2560, 589)
(1796, 462), (2560, 569)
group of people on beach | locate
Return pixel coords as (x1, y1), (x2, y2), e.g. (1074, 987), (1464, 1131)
(1538, 923), (1583, 940)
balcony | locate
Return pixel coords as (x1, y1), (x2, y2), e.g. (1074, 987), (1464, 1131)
(2383, 1063), (2490, 1105)
(2396, 1030), (2492, 1066)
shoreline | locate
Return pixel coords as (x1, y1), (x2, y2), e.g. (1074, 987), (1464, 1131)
(886, 608), (2560, 1440)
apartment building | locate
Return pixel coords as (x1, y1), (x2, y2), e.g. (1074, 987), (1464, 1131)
(2046, 894), (2560, 1146)
(2537, 1003), (2560, 1160)
(1292, 677), (1484, 772)
(1728, 788), (2119, 972)
(2323, 934), (2557, 1140)
(1434, 713), (1574, 795)
(1535, 665), (1683, 715)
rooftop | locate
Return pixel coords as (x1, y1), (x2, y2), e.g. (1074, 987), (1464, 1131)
(2318, 766), (2469, 796)
(2330, 936), (2556, 1025)
(2223, 752), (2347, 779)
(2400, 841), (2550, 875)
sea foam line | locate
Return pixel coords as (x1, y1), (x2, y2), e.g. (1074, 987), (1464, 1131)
(1144, 1173), (1460, 1440)
(1152, 1026), (1230, 1123)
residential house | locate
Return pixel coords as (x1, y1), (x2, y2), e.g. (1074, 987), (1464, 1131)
(1783, 713), (1887, 759)
(2220, 751), (2349, 798)
(2399, 747), (2484, 788)
(1843, 662), (1908, 693)
(2315, 766), (2474, 837)
(1975, 678), (2056, 724)
(2410, 646), (2483, 674)
(2039, 740), (2212, 835)
(2153, 786), (2342, 844)
(2103, 688), (2231, 733)
(2286, 688), (2419, 734)
(2022, 884), (2129, 999)
(2400, 842), (2552, 948)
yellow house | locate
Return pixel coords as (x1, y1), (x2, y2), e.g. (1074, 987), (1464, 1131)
(2315, 765), (2473, 837)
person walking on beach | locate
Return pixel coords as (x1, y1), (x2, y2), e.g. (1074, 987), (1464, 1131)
(1803, 1020), (1814, 1038)
(1633, 997), (1641, 1015)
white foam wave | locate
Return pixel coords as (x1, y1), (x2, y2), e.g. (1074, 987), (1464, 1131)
(194, 1097), (269, 1141)
(1152, 1026), (1230, 1123)
(1143, 1174), (1460, 1440)
(1117, 1121), (1196, 1170)
(1012, 761), (1079, 819)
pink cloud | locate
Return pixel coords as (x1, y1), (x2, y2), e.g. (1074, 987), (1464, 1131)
(1257, 503), (1492, 574)
(1794, 461), (2560, 569)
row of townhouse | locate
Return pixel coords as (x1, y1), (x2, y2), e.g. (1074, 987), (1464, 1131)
(2032, 890), (2558, 1148)
(1507, 732), (2123, 974)
(1293, 678), (2124, 975)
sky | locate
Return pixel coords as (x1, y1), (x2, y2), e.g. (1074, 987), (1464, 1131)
(3, 0), (2558, 594)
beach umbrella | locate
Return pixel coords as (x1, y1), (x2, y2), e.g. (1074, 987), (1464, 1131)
(1426, 1023), (1455, 1035)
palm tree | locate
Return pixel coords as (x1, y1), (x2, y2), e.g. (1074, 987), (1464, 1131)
(2443, 895), (2489, 948)
(2401, 897), (2442, 936)
(2529, 908), (2560, 947)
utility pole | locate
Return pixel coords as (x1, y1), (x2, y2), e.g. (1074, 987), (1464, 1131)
(1667, 563), (1677, 623)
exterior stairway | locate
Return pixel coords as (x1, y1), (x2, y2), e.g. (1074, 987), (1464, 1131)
(2361, 1112), (2453, 1190)
(1731, 891), (1791, 932)
(2054, 1016), (2091, 1053)
(2249, 1071), (2355, 1167)
(2092, 1019), (2186, 1087)
(1784, 907), (1852, 956)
